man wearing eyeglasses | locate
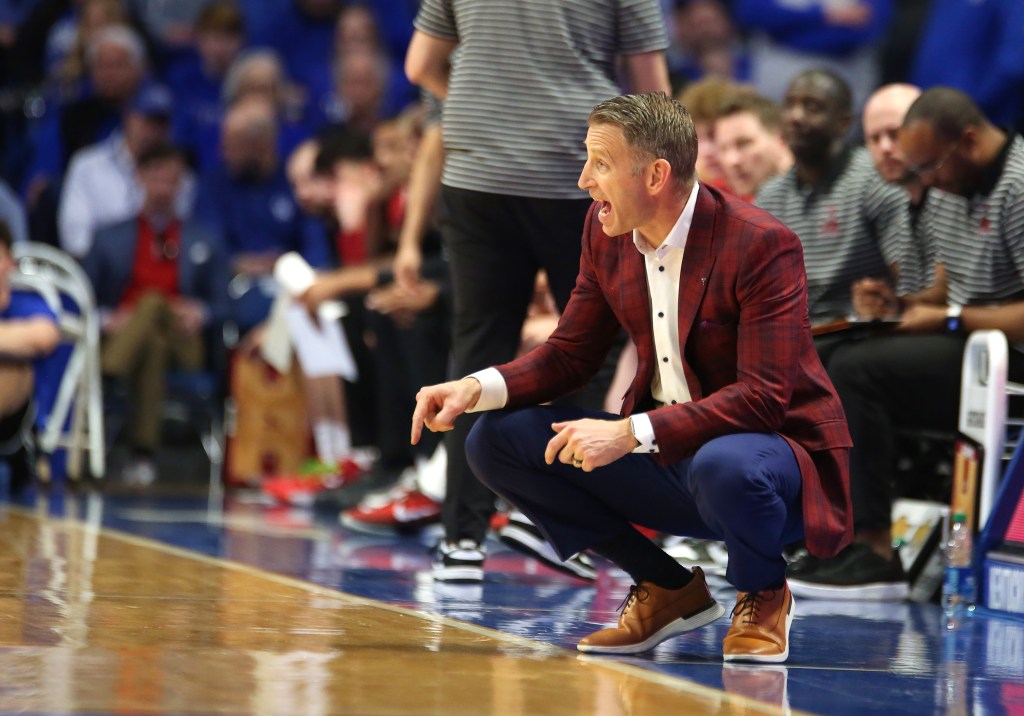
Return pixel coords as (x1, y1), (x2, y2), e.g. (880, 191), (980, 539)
(787, 87), (1024, 601)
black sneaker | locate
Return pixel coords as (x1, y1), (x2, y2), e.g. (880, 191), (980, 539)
(433, 539), (486, 583)
(784, 548), (822, 578)
(662, 536), (728, 575)
(499, 511), (597, 581)
(6, 442), (35, 496)
(788, 543), (908, 601)
(312, 466), (403, 514)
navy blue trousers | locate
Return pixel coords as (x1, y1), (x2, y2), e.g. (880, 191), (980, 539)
(466, 406), (806, 592)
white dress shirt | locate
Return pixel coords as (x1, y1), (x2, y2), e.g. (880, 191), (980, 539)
(58, 132), (195, 258)
(469, 182), (702, 456)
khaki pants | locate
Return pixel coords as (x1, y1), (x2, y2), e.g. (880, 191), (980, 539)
(102, 292), (204, 451)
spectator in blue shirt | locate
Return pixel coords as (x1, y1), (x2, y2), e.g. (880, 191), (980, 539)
(734, 0), (892, 114)
(326, 4), (416, 125)
(911, 0), (1024, 130)
(0, 220), (61, 493)
(167, 1), (246, 171)
(194, 96), (327, 331)
(250, 0), (339, 122)
(218, 49), (311, 169)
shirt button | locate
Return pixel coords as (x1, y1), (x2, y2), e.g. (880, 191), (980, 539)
(671, 400), (677, 405)
(649, 449), (656, 453)
(659, 266), (665, 272)
(662, 357), (669, 363)
(658, 312), (664, 318)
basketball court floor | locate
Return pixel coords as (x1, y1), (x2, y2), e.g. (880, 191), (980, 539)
(1, 486), (1022, 715)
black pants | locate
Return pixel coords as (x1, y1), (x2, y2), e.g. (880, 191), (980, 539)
(440, 186), (597, 542)
(367, 293), (449, 469)
(825, 333), (1024, 531)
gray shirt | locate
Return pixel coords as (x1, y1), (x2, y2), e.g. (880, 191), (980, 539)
(924, 135), (1024, 307)
(414, 0), (668, 199)
(756, 146), (911, 321)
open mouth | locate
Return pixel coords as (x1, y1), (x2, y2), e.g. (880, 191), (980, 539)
(597, 200), (612, 221)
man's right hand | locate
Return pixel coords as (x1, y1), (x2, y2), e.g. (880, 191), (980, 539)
(852, 278), (900, 319)
(411, 377), (482, 445)
(102, 307), (133, 335)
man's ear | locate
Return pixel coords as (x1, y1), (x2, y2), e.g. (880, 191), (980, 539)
(647, 158), (672, 195)
(831, 109), (853, 140)
(960, 125), (978, 158)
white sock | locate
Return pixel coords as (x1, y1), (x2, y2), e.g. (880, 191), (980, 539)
(313, 421), (335, 465)
(416, 444), (447, 502)
(330, 421), (351, 460)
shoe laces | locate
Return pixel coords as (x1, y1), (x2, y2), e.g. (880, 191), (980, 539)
(618, 584), (651, 614)
(732, 590), (774, 625)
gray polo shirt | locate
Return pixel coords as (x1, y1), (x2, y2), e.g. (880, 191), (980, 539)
(414, 0), (668, 199)
(756, 146), (911, 321)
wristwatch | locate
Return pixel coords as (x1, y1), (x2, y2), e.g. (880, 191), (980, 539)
(628, 416), (641, 448)
(945, 304), (964, 334)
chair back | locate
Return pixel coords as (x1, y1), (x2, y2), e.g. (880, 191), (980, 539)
(13, 242), (105, 479)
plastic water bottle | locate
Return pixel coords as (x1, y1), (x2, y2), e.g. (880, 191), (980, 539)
(937, 621), (970, 713)
(943, 512), (977, 625)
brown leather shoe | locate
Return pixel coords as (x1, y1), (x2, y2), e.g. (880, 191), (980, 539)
(577, 566), (725, 654)
(723, 582), (794, 663)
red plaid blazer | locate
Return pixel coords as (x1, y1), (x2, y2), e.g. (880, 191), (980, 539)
(496, 184), (854, 558)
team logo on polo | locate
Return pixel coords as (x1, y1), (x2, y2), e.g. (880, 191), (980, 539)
(820, 207), (840, 237)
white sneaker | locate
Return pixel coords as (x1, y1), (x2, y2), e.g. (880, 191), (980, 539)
(122, 457), (157, 486)
(433, 539), (485, 583)
(663, 536), (727, 575)
(499, 511), (597, 581)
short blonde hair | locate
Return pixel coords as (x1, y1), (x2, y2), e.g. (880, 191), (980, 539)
(588, 92), (698, 188)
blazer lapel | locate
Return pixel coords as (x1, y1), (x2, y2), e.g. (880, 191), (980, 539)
(620, 234), (654, 412)
(676, 185), (718, 400)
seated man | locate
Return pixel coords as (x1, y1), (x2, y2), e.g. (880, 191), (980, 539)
(193, 96), (328, 334)
(789, 88), (1024, 599)
(0, 221), (61, 493)
(713, 91), (793, 202)
(755, 70), (910, 345)
(411, 93), (852, 663)
(84, 144), (229, 485)
(59, 83), (195, 260)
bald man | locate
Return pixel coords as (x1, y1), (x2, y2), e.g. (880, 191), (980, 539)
(852, 83), (943, 317)
(863, 84), (921, 186)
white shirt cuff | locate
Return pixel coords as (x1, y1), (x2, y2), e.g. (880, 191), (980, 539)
(630, 414), (659, 454)
(465, 368), (508, 413)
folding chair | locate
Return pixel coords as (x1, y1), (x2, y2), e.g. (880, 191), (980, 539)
(13, 242), (105, 480)
(958, 329), (1024, 528)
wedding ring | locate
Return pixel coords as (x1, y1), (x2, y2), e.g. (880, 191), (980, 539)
(572, 457), (584, 468)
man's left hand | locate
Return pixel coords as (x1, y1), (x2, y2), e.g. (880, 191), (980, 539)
(545, 418), (636, 472)
(897, 303), (946, 334)
(172, 298), (205, 336)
